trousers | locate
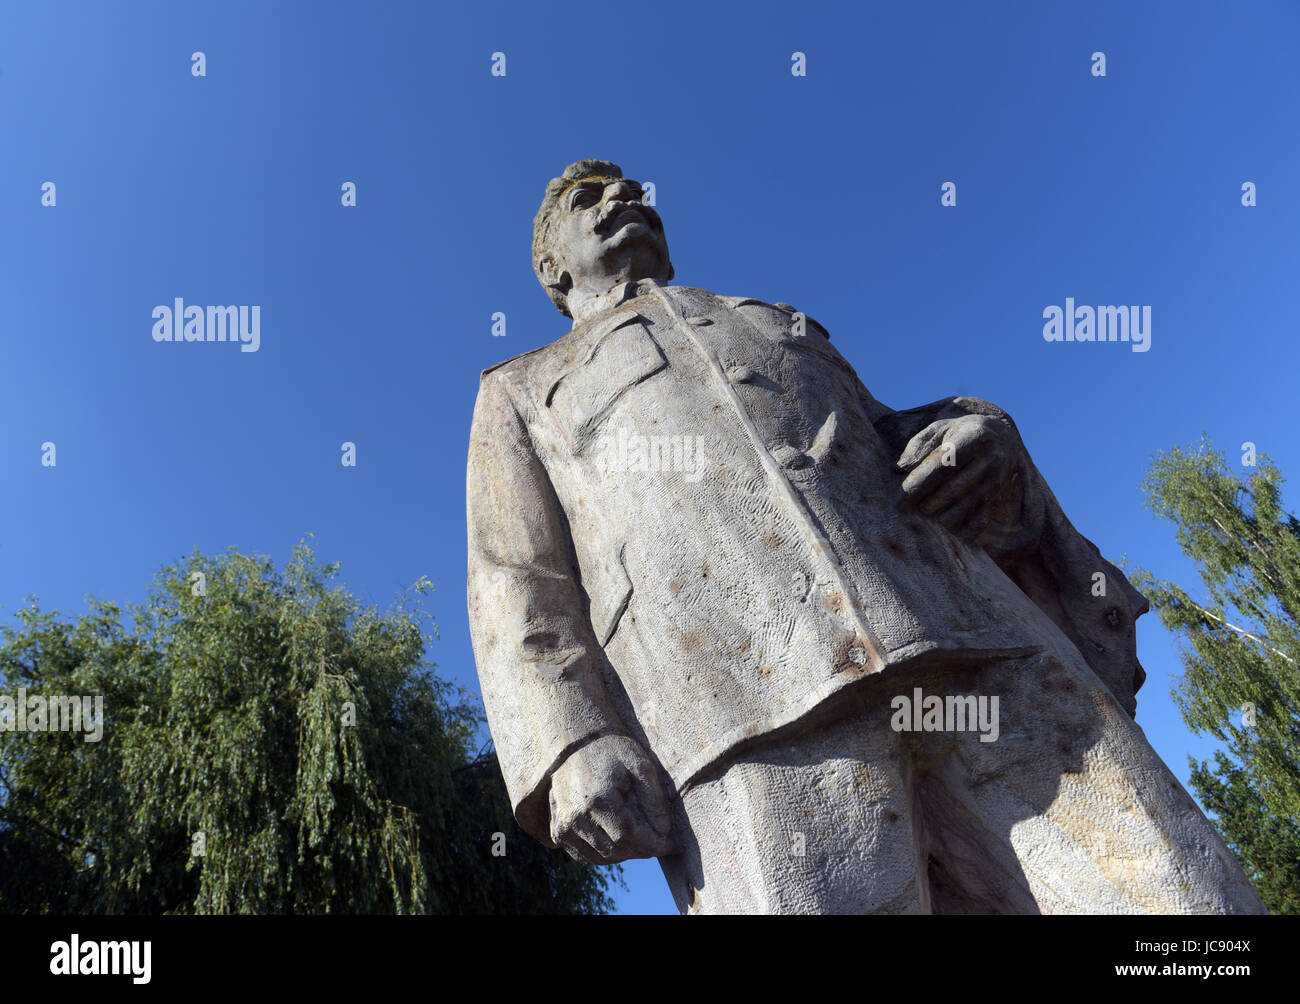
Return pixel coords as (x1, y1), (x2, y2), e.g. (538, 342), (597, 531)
(656, 644), (1265, 914)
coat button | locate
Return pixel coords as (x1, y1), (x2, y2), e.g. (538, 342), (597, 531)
(725, 364), (755, 383)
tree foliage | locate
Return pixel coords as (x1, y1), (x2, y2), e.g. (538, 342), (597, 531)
(1131, 437), (1300, 913)
(1189, 751), (1300, 914)
(0, 539), (618, 914)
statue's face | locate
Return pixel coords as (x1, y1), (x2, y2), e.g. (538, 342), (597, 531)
(547, 176), (669, 293)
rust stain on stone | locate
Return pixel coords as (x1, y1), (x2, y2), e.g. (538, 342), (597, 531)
(762, 532), (783, 549)
(758, 664), (773, 680)
(824, 591), (845, 614)
(680, 628), (706, 652)
(669, 578), (684, 594)
(835, 636), (877, 678)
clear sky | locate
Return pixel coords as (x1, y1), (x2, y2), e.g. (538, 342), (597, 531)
(2, 0), (1297, 914)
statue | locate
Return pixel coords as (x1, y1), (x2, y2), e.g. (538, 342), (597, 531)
(466, 159), (1265, 914)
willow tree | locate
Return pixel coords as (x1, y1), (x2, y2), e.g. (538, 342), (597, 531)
(0, 539), (617, 914)
(1131, 437), (1300, 913)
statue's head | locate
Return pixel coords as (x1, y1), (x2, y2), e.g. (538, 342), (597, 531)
(532, 159), (673, 318)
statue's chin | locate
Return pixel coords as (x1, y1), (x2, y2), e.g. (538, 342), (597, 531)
(597, 236), (668, 282)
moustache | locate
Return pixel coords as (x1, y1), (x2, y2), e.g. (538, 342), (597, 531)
(595, 200), (663, 235)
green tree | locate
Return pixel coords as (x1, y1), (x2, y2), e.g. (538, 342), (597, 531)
(1189, 751), (1300, 914)
(0, 539), (618, 914)
(1132, 436), (1300, 914)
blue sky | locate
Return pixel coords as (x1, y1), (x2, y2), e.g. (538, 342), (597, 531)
(2, 0), (1297, 914)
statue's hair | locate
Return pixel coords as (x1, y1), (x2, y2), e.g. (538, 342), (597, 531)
(532, 159), (673, 317)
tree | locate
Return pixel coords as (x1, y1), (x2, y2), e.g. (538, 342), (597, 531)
(1131, 436), (1300, 914)
(0, 539), (619, 914)
(1189, 751), (1300, 914)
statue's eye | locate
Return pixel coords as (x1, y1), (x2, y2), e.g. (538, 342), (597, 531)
(570, 189), (596, 210)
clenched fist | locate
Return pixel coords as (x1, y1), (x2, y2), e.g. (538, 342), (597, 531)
(548, 734), (678, 865)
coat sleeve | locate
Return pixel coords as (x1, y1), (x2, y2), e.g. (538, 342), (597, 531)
(466, 369), (629, 846)
(870, 393), (1149, 718)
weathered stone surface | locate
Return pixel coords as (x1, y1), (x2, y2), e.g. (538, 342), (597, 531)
(465, 159), (1265, 913)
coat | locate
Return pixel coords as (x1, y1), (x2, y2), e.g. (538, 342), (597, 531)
(466, 280), (1148, 846)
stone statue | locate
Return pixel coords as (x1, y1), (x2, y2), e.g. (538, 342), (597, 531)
(466, 158), (1265, 914)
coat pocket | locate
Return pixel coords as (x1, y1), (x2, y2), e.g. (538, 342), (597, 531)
(588, 543), (633, 648)
(545, 312), (667, 455)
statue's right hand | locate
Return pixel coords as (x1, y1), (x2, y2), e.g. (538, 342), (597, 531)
(548, 734), (679, 864)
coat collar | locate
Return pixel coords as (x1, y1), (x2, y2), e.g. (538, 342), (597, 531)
(569, 278), (664, 328)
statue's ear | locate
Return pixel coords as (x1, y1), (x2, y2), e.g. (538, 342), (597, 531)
(539, 254), (570, 293)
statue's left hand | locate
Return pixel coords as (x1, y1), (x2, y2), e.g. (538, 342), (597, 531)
(895, 414), (1028, 543)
